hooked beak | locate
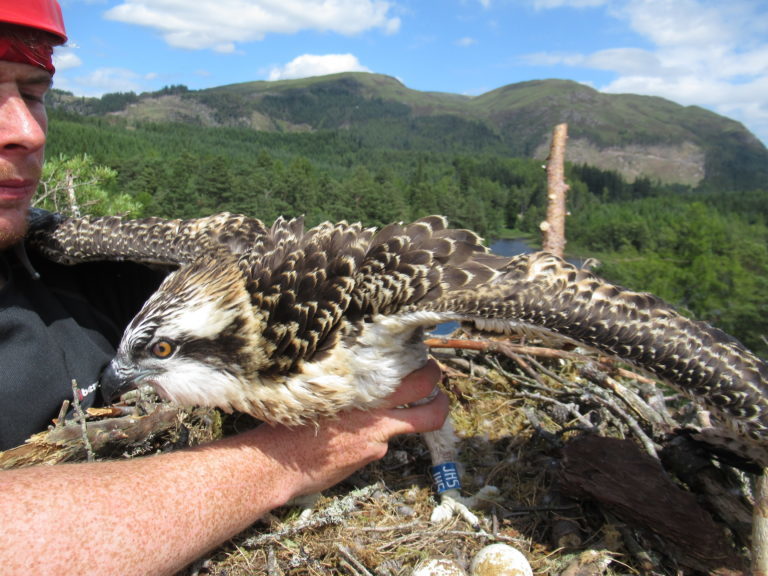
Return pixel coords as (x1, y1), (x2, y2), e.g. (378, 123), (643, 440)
(99, 359), (154, 403)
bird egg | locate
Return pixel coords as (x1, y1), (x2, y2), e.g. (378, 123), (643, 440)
(470, 544), (533, 576)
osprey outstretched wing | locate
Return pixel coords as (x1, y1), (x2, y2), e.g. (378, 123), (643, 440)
(27, 209), (268, 266)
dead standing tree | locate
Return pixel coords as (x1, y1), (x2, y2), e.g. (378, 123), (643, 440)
(540, 123), (569, 257)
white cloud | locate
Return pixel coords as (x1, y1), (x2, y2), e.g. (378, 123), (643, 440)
(53, 48), (83, 72)
(521, 48), (665, 76)
(615, 0), (749, 48)
(456, 37), (477, 47)
(104, 0), (400, 52)
(268, 54), (371, 81)
(522, 0), (768, 143)
(67, 68), (144, 96)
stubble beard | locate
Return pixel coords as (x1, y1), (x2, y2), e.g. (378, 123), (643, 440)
(0, 158), (40, 251)
(0, 205), (30, 251)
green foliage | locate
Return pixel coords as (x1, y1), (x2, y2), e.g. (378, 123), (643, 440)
(44, 109), (549, 237)
(46, 72), (768, 192)
(571, 164), (658, 202)
(569, 197), (768, 355)
(92, 91), (139, 114)
(34, 154), (143, 217)
(259, 80), (411, 129)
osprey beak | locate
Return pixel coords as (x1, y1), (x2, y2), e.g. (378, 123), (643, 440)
(100, 359), (153, 403)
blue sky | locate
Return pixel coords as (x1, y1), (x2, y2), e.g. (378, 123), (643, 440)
(53, 0), (768, 145)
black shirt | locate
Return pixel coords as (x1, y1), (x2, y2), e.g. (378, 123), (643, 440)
(0, 244), (162, 450)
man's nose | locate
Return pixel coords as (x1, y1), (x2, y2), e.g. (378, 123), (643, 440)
(0, 94), (47, 154)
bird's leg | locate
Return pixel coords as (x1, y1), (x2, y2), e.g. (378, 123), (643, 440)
(422, 417), (484, 527)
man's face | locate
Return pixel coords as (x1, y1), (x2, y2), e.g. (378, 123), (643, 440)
(0, 60), (50, 251)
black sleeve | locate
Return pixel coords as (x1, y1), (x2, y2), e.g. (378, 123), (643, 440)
(0, 250), (166, 450)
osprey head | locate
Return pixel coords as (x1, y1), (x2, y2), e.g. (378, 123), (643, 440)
(100, 254), (272, 412)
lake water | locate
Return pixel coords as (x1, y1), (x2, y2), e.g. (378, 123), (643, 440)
(489, 238), (535, 258)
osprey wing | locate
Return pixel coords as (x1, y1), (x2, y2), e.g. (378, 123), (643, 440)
(26, 209), (268, 266)
(417, 251), (768, 461)
(348, 215), (504, 317)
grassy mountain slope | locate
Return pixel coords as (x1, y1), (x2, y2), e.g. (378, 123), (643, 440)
(47, 73), (768, 190)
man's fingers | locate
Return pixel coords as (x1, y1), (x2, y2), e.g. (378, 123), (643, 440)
(380, 391), (450, 437)
(383, 358), (442, 408)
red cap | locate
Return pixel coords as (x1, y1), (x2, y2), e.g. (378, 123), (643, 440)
(0, 0), (67, 44)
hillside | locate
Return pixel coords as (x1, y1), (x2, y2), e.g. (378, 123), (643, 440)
(47, 73), (768, 191)
(39, 77), (768, 357)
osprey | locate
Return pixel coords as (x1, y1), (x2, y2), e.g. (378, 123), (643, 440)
(29, 211), (768, 523)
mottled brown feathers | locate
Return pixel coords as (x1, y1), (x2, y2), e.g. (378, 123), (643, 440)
(27, 212), (268, 265)
(432, 253), (768, 438)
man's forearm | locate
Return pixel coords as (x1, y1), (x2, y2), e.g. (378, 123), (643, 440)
(0, 427), (300, 576)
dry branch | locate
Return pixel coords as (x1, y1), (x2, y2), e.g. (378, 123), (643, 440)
(561, 435), (746, 574)
(242, 483), (385, 549)
(0, 402), (217, 469)
(753, 471), (768, 575)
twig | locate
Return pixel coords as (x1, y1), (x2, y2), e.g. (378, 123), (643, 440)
(55, 399), (70, 426)
(581, 362), (671, 432)
(603, 512), (657, 572)
(514, 391), (596, 432)
(606, 364), (657, 386)
(752, 470), (768, 576)
(64, 169), (82, 218)
(580, 380), (660, 459)
(524, 407), (560, 446)
(0, 403), (202, 469)
(359, 521), (423, 533)
(337, 544), (376, 576)
(483, 355), (562, 395)
(243, 483), (383, 548)
(440, 530), (528, 546)
(504, 350), (548, 387)
(547, 488), (583, 549)
(267, 547), (284, 576)
(425, 337), (584, 363)
(70, 379), (95, 462)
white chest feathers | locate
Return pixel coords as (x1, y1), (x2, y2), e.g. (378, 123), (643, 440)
(217, 311), (456, 425)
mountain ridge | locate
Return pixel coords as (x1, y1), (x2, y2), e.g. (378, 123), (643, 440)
(47, 73), (768, 190)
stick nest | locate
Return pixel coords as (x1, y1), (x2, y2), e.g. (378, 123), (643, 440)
(0, 328), (756, 576)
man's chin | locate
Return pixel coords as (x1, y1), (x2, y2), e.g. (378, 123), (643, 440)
(0, 206), (29, 251)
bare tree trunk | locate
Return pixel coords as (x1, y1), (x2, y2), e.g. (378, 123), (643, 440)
(753, 471), (768, 575)
(540, 123), (569, 257)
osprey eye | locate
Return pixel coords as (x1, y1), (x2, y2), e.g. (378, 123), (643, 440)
(150, 340), (176, 359)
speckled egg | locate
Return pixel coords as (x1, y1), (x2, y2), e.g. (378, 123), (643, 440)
(470, 543), (533, 576)
(411, 558), (467, 576)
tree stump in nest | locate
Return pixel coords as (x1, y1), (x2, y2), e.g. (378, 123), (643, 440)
(560, 434), (745, 575)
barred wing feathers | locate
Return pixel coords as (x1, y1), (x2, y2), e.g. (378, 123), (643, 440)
(27, 210), (268, 266)
(415, 251), (768, 446)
